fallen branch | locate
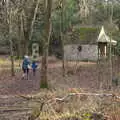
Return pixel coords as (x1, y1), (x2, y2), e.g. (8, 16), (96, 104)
(19, 92), (120, 103)
(54, 93), (115, 102)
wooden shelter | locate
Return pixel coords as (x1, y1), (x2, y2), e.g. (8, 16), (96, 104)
(97, 26), (117, 58)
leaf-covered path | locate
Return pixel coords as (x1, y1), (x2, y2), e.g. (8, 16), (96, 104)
(0, 95), (32, 120)
(0, 70), (41, 95)
(0, 62), (97, 95)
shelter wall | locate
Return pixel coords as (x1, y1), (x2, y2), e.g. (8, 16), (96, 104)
(64, 44), (98, 61)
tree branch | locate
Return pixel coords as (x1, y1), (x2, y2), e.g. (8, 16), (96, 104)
(19, 92), (120, 103)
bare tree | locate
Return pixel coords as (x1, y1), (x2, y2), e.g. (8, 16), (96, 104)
(17, 0), (41, 55)
(6, 0), (15, 76)
(59, 0), (65, 76)
(40, 0), (52, 88)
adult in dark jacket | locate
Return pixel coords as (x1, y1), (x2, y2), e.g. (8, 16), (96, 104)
(22, 55), (30, 79)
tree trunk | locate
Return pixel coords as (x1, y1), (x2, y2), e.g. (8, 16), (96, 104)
(10, 12), (15, 76)
(40, 0), (52, 88)
(17, 15), (22, 58)
(108, 33), (113, 89)
(20, 12), (26, 57)
(24, 32), (29, 55)
(60, 0), (65, 76)
(29, 0), (40, 41)
(6, 0), (15, 76)
(10, 38), (15, 76)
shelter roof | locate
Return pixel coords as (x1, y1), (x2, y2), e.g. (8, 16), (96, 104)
(97, 26), (117, 45)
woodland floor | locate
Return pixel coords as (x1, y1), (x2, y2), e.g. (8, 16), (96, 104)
(0, 61), (99, 95)
(0, 58), (120, 120)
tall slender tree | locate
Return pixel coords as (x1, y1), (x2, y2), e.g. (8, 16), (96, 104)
(6, 0), (15, 76)
(40, 0), (52, 88)
(59, 0), (65, 76)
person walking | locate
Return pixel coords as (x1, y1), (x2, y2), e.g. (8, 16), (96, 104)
(22, 55), (30, 80)
(31, 60), (38, 76)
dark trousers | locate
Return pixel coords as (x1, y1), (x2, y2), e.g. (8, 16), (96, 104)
(22, 68), (29, 79)
(23, 68), (29, 74)
(33, 69), (36, 76)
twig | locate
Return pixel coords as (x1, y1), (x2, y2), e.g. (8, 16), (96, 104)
(18, 95), (33, 100)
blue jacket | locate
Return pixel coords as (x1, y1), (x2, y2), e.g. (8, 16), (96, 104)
(32, 62), (38, 69)
(22, 58), (30, 69)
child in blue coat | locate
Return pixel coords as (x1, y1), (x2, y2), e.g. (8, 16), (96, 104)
(31, 61), (38, 76)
